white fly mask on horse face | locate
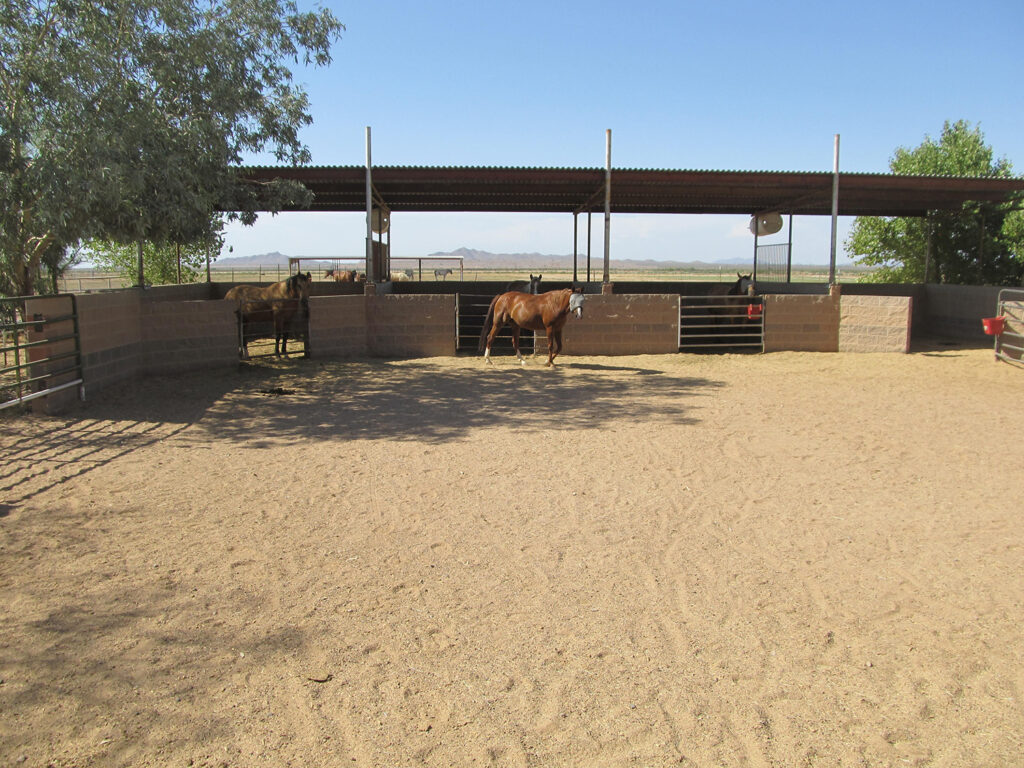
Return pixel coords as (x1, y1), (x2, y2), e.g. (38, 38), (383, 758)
(738, 275), (756, 296)
(569, 291), (585, 318)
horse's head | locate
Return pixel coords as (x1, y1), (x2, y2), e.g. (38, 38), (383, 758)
(287, 272), (313, 299)
(736, 273), (756, 296)
(324, 269), (334, 279)
(568, 288), (585, 318)
(529, 274), (542, 294)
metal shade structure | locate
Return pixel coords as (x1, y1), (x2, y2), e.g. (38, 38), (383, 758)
(238, 165), (1024, 217)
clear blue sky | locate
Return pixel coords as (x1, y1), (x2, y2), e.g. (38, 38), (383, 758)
(223, 0), (1024, 267)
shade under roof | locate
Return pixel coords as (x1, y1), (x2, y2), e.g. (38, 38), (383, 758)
(238, 165), (1024, 218)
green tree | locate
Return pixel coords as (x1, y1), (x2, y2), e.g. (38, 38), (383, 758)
(846, 120), (1024, 285)
(86, 218), (225, 286)
(1, 0), (343, 296)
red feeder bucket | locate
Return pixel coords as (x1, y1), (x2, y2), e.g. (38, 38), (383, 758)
(748, 303), (764, 319)
(982, 316), (1005, 336)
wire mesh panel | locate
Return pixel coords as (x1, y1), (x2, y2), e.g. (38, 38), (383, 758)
(755, 243), (790, 282)
(679, 294), (764, 352)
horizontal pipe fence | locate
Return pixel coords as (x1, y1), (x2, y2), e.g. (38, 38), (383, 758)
(1, 295), (84, 410)
(994, 289), (1024, 366)
(679, 294), (764, 351)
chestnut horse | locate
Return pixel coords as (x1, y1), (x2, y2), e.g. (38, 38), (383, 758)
(225, 272), (312, 358)
(479, 287), (584, 367)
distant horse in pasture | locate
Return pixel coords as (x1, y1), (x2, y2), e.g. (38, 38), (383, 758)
(434, 268), (453, 280)
(325, 269), (357, 283)
(225, 272), (312, 358)
(708, 273), (756, 324)
(479, 287), (585, 367)
(505, 274), (542, 294)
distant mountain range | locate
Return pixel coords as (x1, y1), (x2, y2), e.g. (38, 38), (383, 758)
(214, 247), (837, 270)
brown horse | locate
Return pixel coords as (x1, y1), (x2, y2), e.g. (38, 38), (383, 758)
(325, 269), (356, 282)
(225, 272), (312, 358)
(479, 287), (585, 367)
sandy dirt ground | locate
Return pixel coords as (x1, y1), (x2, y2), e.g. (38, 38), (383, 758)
(2, 347), (1023, 767)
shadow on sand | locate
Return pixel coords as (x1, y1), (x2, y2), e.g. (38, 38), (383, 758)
(1, 357), (724, 504)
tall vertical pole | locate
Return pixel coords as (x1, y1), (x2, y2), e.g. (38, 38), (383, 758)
(136, 240), (144, 287)
(786, 214), (794, 283)
(924, 213), (932, 283)
(587, 210), (592, 282)
(572, 212), (579, 283)
(603, 129), (612, 285)
(752, 227), (759, 281)
(365, 127), (374, 283)
(829, 133), (840, 285)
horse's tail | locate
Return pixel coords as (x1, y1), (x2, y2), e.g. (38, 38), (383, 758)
(478, 295), (498, 352)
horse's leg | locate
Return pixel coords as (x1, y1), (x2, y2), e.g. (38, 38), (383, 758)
(545, 326), (567, 367)
(484, 318), (504, 365)
(511, 326), (526, 366)
(275, 314), (287, 356)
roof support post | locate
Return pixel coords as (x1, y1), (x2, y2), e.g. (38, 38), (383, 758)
(587, 210), (592, 282)
(136, 240), (144, 288)
(365, 126), (374, 283)
(924, 213), (933, 283)
(603, 129), (612, 285)
(829, 133), (840, 285)
(572, 212), (579, 283)
(787, 214), (793, 283)
(752, 226), (758, 281)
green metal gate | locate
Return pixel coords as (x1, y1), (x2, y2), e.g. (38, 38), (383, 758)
(1, 294), (84, 410)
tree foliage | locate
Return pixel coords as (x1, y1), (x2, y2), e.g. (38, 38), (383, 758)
(86, 216), (225, 286)
(1, 0), (343, 296)
(846, 121), (1024, 285)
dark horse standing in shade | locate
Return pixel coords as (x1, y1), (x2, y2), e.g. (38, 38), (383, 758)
(225, 272), (312, 358)
(708, 273), (756, 323)
(479, 287), (585, 367)
(505, 274), (542, 294)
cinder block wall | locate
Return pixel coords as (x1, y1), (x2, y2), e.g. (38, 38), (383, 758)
(839, 295), (912, 353)
(308, 295), (369, 357)
(366, 295), (456, 357)
(142, 299), (237, 374)
(562, 295), (679, 355)
(76, 290), (144, 391)
(923, 284), (1001, 340)
(764, 294), (839, 352)
(142, 283), (219, 303)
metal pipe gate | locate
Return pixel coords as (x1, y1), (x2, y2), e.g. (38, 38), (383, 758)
(456, 295), (537, 354)
(993, 289), (1024, 366)
(679, 294), (764, 352)
(1, 294), (84, 410)
(235, 299), (310, 359)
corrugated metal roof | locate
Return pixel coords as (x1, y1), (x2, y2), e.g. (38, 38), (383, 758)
(238, 165), (1024, 217)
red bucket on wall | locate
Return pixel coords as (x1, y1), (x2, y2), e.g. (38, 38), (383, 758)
(982, 316), (1006, 336)
(748, 303), (764, 319)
